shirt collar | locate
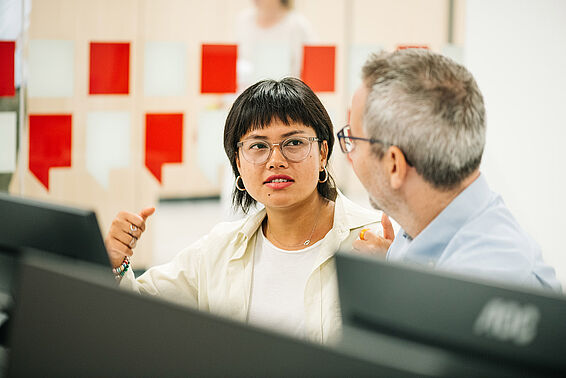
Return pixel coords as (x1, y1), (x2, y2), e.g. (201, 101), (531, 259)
(396, 173), (491, 264)
(231, 190), (379, 261)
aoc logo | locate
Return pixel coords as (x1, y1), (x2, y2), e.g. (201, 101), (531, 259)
(473, 297), (540, 346)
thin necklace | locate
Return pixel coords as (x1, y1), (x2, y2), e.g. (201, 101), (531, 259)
(265, 201), (325, 249)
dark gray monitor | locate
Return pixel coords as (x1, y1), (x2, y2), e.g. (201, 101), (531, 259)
(0, 194), (111, 349)
(335, 252), (566, 377)
(0, 193), (110, 267)
(6, 251), (420, 377)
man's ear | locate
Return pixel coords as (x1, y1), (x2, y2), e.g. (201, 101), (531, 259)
(385, 146), (409, 189)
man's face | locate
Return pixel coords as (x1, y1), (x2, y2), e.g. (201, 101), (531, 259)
(349, 85), (394, 213)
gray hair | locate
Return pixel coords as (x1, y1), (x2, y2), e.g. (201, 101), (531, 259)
(361, 49), (486, 190)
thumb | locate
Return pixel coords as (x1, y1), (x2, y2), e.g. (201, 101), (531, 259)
(140, 207), (156, 220)
(381, 213), (395, 241)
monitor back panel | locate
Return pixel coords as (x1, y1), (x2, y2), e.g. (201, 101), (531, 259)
(7, 253), (416, 378)
(0, 193), (109, 266)
(336, 252), (566, 377)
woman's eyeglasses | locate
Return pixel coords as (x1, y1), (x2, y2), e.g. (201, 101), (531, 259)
(237, 136), (320, 165)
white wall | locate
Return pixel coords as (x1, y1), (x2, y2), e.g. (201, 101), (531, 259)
(465, 0), (566, 288)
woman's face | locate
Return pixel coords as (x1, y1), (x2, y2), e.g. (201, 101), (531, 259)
(236, 120), (328, 210)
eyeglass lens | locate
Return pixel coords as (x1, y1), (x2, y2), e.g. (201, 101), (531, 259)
(240, 137), (314, 164)
(340, 126), (354, 153)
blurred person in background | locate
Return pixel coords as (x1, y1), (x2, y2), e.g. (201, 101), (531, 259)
(106, 78), (381, 343)
(342, 49), (560, 291)
(221, 0), (316, 218)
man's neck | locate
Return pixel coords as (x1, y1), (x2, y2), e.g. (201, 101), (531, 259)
(398, 171), (480, 239)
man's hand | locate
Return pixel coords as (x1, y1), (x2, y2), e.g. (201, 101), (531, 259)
(352, 213), (395, 257)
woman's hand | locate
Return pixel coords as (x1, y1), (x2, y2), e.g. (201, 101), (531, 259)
(352, 213), (395, 257)
(105, 207), (155, 268)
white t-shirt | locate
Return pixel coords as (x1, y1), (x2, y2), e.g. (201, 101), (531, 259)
(247, 227), (323, 338)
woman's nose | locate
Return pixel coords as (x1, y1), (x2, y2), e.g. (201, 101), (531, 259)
(267, 144), (288, 168)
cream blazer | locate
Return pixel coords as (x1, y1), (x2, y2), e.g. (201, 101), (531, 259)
(120, 192), (380, 343)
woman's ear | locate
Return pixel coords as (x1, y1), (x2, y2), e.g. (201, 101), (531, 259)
(320, 140), (329, 167)
(235, 151), (241, 171)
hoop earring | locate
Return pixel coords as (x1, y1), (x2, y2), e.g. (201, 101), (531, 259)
(235, 175), (246, 191)
(318, 167), (328, 183)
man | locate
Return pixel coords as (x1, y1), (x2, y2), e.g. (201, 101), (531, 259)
(340, 49), (560, 290)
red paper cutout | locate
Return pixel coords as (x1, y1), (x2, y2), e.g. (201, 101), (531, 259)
(89, 42), (130, 94)
(29, 115), (72, 190)
(396, 45), (429, 50)
(0, 41), (16, 97)
(200, 44), (237, 94)
(145, 113), (184, 183)
(301, 45), (336, 92)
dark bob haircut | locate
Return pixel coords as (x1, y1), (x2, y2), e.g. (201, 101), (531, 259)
(224, 77), (337, 213)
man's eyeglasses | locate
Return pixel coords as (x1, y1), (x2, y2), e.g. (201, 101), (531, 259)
(237, 136), (320, 165)
(336, 125), (387, 153)
(336, 125), (413, 166)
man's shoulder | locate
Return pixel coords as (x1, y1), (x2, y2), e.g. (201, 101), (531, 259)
(463, 192), (534, 246)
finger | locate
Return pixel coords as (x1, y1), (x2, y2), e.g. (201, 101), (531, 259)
(117, 211), (147, 232)
(352, 236), (392, 256)
(360, 230), (380, 242)
(140, 207), (155, 220)
(107, 237), (134, 257)
(352, 239), (385, 254)
(113, 218), (143, 239)
(113, 229), (139, 250)
(381, 213), (395, 241)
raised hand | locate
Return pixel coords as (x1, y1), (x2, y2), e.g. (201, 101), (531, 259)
(352, 213), (395, 257)
(105, 207), (155, 268)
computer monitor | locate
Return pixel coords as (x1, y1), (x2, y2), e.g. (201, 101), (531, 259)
(0, 194), (112, 350)
(335, 252), (566, 377)
(6, 251), (418, 377)
(0, 193), (110, 267)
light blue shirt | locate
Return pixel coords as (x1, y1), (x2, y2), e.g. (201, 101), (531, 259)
(387, 174), (561, 291)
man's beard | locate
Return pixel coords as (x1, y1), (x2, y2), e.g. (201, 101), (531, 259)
(369, 195), (382, 211)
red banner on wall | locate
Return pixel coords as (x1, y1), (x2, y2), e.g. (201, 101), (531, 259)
(145, 113), (184, 183)
(200, 44), (237, 94)
(29, 115), (72, 190)
(0, 41), (15, 97)
(301, 45), (336, 92)
(89, 42), (130, 95)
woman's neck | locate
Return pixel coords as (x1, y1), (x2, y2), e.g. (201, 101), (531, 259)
(256, 4), (288, 28)
(263, 194), (335, 250)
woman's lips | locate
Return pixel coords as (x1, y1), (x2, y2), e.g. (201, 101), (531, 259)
(264, 175), (294, 189)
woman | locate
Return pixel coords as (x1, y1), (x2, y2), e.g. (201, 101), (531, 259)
(105, 78), (381, 344)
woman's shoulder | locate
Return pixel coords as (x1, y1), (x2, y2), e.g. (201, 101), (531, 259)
(334, 191), (381, 233)
(182, 210), (265, 253)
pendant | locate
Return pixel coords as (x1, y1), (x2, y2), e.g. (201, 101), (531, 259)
(304, 240), (310, 246)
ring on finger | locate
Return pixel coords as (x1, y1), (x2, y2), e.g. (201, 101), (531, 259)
(129, 236), (137, 248)
(130, 224), (138, 233)
(359, 228), (369, 241)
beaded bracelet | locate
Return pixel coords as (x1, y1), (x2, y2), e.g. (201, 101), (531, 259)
(112, 256), (131, 280)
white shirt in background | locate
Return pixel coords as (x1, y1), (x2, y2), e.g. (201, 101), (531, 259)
(235, 7), (316, 90)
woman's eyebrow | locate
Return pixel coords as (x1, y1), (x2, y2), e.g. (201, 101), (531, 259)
(245, 130), (308, 140)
